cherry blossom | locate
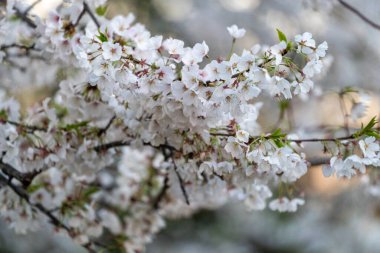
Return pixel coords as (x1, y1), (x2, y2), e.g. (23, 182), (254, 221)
(0, 1), (378, 252)
(227, 24), (246, 39)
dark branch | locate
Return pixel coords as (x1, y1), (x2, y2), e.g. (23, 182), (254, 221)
(0, 163), (99, 253)
(171, 153), (190, 205)
(338, 0), (380, 31)
(308, 157), (330, 166)
(286, 135), (355, 143)
(83, 2), (100, 28)
(211, 131), (356, 143)
(94, 140), (176, 152)
(94, 140), (130, 152)
(0, 172), (71, 231)
(13, 7), (37, 28)
(0, 161), (40, 187)
(0, 44), (37, 51)
(73, 6), (86, 27)
(97, 116), (116, 137)
(152, 173), (169, 210)
(23, 0), (42, 15)
(3, 120), (47, 132)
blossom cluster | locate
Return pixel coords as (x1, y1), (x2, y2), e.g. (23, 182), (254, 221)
(0, 1), (378, 252)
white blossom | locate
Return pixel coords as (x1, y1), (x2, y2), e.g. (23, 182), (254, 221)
(227, 25), (246, 39)
(102, 41), (122, 61)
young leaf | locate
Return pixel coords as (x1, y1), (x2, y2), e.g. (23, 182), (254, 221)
(96, 29), (108, 42)
(95, 5), (108, 16)
(276, 29), (287, 42)
(353, 117), (378, 138)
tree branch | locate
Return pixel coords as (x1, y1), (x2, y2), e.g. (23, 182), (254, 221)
(0, 173), (71, 232)
(152, 173), (169, 210)
(23, 0), (42, 15)
(171, 152), (190, 205)
(308, 157), (330, 166)
(286, 135), (355, 143)
(13, 7), (37, 28)
(97, 116), (116, 137)
(3, 120), (47, 132)
(0, 164), (99, 253)
(83, 2), (100, 28)
(211, 131), (356, 143)
(338, 0), (380, 31)
(93, 140), (176, 152)
(0, 44), (38, 51)
(0, 161), (40, 187)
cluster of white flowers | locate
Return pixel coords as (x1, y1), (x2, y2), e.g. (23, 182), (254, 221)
(323, 137), (380, 179)
(0, 0), (379, 252)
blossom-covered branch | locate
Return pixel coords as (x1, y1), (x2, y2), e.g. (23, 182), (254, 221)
(0, 1), (379, 252)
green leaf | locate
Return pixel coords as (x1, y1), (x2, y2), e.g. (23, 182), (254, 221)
(367, 131), (380, 139)
(27, 183), (45, 193)
(95, 5), (108, 16)
(273, 139), (285, 148)
(353, 117), (378, 138)
(270, 128), (287, 139)
(96, 29), (108, 42)
(276, 29), (287, 42)
(53, 103), (68, 119)
(286, 41), (293, 51)
(60, 121), (89, 131)
(82, 186), (99, 201)
(0, 110), (8, 121)
(279, 100), (290, 111)
(340, 86), (358, 95)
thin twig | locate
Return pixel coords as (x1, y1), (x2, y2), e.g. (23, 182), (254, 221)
(0, 173), (71, 231)
(13, 7), (37, 28)
(152, 173), (169, 210)
(0, 161), (41, 187)
(210, 131), (356, 143)
(171, 152), (190, 205)
(286, 135), (355, 143)
(339, 93), (350, 136)
(0, 164), (99, 253)
(73, 6), (86, 27)
(4, 120), (47, 132)
(338, 0), (380, 31)
(93, 140), (175, 152)
(308, 157), (330, 166)
(97, 116), (116, 137)
(83, 2), (100, 28)
(0, 44), (37, 51)
(94, 140), (130, 152)
(23, 0), (43, 15)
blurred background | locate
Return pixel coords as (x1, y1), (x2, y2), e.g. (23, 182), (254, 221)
(2, 0), (380, 252)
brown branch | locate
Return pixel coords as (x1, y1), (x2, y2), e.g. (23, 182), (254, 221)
(338, 0), (380, 31)
(3, 120), (47, 132)
(13, 7), (37, 28)
(211, 131), (356, 143)
(73, 6), (86, 27)
(23, 0), (42, 15)
(0, 164), (99, 253)
(171, 152), (190, 205)
(152, 173), (169, 210)
(94, 140), (130, 152)
(93, 140), (176, 152)
(0, 161), (41, 187)
(97, 116), (116, 137)
(0, 44), (37, 51)
(286, 135), (355, 143)
(339, 93), (350, 136)
(308, 157), (330, 166)
(0, 172), (71, 231)
(83, 1), (100, 28)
